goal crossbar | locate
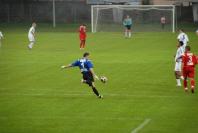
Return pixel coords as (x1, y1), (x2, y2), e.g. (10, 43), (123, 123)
(91, 5), (176, 33)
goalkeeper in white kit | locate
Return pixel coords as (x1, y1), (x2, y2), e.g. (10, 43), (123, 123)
(28, 22), (36, 49)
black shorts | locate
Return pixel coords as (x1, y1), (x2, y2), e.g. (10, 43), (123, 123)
(125, 25), (131, 30)
(82, 72), (94, 86)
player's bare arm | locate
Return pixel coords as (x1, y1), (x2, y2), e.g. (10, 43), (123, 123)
(61, 64), (72, 69)
(90, 68), (99, 80)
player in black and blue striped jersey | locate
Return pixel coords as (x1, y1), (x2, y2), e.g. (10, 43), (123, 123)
(61, 52), (103, 99)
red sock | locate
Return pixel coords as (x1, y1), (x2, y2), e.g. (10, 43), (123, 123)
(184, 80), (187, 88)
(191, 79), (195, 89)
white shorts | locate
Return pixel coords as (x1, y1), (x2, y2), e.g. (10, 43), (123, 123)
(28, 35), (35, 42)
(174, 62), (182, 71)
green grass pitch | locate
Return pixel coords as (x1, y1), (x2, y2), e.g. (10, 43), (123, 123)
(0, 24), (198, 133)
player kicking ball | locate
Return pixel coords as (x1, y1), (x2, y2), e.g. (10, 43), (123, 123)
(182, 46), (197, 93)
(61, 52), (103, 99)
(79, 24), (86, 50)
(28, 22), (36, 49)
(174, 41), (184, 87)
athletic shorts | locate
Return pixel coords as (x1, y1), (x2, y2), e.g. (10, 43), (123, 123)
(183, 67), (195, 78)
(28, 34), (35, 42)
(125, 25), (131, 30)
(174, 62), (182, 71)
(82, 71), (94, 86)
(80, 34), (86, 41)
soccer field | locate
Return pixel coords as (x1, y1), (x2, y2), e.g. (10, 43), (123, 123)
(0, 24), (198, 133)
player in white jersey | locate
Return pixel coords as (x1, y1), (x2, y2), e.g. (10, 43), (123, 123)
(0, 31), (3, 47)
(196, 29), (198, 36)
(28, 22), (36, 49)
(174, 41), (184, 87)
(177, 29), (189, 50)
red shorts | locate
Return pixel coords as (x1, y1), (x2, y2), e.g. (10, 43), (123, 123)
(183, 67), (195, 78)
(80, 34), (86, 41)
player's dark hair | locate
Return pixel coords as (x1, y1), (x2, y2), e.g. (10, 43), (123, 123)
(185, 46), (190, 51)
(179, 41), (184, 46)
(83, 52), (90, 57)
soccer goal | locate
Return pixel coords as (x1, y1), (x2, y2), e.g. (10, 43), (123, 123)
(91, 5), (176, 33)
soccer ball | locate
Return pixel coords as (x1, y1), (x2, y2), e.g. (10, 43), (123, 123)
(100, 76), (108, 83)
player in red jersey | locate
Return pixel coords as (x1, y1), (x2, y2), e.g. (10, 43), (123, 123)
(182, 46), (197, 93)
(79, 24), (86, 50)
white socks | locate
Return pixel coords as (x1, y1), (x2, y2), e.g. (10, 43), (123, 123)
(125, 32), (131, 38)
(129, 32), (131, 38)
(176, 79), (181, 86)
(28, 42), (34, 49)
(125, 32), (128, 38)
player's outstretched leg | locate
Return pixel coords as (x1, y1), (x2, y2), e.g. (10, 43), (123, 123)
(81, 80), (103, 98)
(90, 82), (103, 98)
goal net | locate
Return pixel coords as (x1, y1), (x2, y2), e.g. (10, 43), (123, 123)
(91, 5), (175, 33)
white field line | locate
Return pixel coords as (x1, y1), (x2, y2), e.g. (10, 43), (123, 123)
(131, 118), (151, 133)
(0, 93), (181, 98)
(0, 116), (143, 121)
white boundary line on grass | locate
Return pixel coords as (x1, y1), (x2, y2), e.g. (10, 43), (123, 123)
(0, 92), (181, 98)
(0, 116), (143, 121)
(0, 93), (181, 98)
(131, 118), (151, 133)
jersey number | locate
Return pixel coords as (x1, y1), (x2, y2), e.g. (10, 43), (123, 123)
(81, 62), (85, 68)
(187, 56), (193, 65)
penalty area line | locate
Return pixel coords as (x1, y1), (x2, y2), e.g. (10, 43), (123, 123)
(131, 118), (151, 133)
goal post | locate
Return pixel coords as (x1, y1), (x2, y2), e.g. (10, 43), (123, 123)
(91, 5), (176, 33)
